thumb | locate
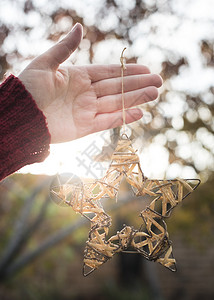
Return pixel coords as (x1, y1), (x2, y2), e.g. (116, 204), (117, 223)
(39, 23), (83, 70)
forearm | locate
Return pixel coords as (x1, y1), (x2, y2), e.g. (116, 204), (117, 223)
(0, 75), (51, 181)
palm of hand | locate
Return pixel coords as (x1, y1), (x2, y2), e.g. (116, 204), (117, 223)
(41, 65), (98, 143)
(20, 64), (99, 143)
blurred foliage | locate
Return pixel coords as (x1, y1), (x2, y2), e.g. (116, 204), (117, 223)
(0, 0), (214, 299)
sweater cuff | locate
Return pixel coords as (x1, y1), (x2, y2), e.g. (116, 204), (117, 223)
(0, 74), (51, 180)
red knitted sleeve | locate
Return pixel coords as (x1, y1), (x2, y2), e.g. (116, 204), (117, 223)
(0, 74), (51, 181)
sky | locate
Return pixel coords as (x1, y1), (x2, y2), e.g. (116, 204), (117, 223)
(1, 0), (214, 180)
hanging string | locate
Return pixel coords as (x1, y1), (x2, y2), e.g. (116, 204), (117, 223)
(120, 47), (127, 135)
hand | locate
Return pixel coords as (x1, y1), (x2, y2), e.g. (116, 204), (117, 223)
(18, 23), (162, 143)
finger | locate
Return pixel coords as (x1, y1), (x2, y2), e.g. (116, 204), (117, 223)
(86, 64), (151, 83)
(93, 74), (162, 98)
(36, 23), (83, 70)
(97, 86), (158, 113)
(93, 108), (143, 132)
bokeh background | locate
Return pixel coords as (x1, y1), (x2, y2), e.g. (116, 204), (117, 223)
(0, 0), (213, 299)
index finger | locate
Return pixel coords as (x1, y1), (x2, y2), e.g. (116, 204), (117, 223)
(85, 64), (151, 83)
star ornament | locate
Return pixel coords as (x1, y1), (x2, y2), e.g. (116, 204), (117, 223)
(51, 135), (200, 276)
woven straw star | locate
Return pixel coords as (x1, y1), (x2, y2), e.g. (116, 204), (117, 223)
(52, 135), (200, 276)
